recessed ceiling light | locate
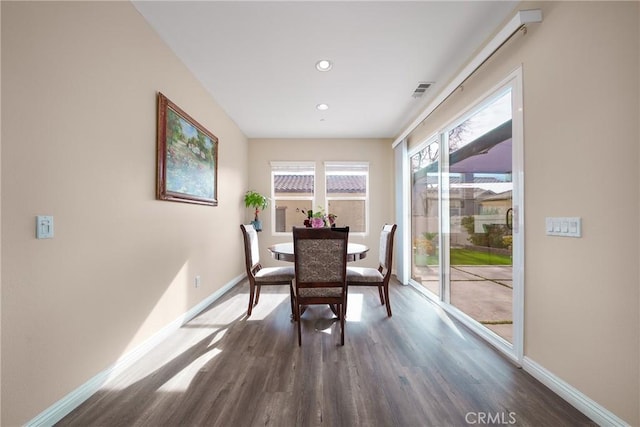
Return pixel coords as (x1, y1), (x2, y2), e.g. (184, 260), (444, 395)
(315, 59), (333, 72)
(316, 103), (329, 111)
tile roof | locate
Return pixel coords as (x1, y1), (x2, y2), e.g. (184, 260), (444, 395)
(273, 175), (314, 193)
(274, 175), (366, 193)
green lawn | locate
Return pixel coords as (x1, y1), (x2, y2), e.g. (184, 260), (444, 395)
(422, 248), (512, 266)
(451, 248), (511, 265)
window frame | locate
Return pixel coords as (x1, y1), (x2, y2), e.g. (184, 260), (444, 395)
(270, 161), (316, 236)
(324, 161), (369, 236)
(405, 68), (525, 364)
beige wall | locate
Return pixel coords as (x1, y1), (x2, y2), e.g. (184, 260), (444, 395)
(1, 2), (248, 425)
(249, 138), (394, 270)
(407, 1), (639, 424)
(2, 1), (638, 425)
(0, 1), (3, 422)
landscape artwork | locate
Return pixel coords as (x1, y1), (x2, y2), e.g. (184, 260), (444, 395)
(156, 93), (218, 206)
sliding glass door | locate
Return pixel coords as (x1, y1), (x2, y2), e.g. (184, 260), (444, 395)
(408, 71), (523, 357)
(446, 89), (513, 343)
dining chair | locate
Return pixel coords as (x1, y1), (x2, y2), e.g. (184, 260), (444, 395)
(292, 226), (349, 346)
(240, 224), (295, 318)
(346, 223), (397, 317)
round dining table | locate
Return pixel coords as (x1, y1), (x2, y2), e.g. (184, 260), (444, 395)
(268, 242), (369, 263)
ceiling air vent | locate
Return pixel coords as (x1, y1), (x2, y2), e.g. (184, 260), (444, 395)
(412, 82), (433, 98)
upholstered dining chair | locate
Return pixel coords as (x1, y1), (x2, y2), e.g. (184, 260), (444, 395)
(240, 224), (295, 318)
(346, 223), (397, 317)
(292, 226), (349, 346)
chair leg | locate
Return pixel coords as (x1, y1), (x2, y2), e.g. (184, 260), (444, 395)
(378, 285), (385, 305)
(344, 286), (349, 316)
(384, 283), (392, 317)
(247, 282), (255, 317)
(296, 303), (302, 346)
(289, 283), (296, 321)
(254, 284), (261, 305)
(329, 304), (340, 318)
(340, 303), (345, 346)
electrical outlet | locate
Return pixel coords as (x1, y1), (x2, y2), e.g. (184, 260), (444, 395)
(195, 275), (201, 288)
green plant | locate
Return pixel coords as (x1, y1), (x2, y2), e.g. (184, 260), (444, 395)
(460, 216), (510, 249)
(244, 190), (269, 221)
(413, 232), (438, 256)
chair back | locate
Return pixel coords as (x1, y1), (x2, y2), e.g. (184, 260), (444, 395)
(293, 227), (349, 293)
(240, 224), (261, 274)
(379, 224), (398, 272)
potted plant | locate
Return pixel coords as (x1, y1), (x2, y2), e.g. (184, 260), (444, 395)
(413, 232), (437, 266)
(244, 190), (269, 231)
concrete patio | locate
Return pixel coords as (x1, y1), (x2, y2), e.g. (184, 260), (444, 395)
(413, 264), (513, 342)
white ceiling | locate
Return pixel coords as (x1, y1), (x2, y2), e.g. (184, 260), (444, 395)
(133, 1), (518, 139)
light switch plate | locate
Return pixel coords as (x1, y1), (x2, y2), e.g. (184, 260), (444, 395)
(36, 215), (54, 239)
(546, 217), (581, 238)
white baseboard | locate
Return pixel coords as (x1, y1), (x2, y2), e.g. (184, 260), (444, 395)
(522, 356), (630, 427)
(408, 280), (629, 426)
(26, 274), (245, 427)
(27, 275), (629, 427)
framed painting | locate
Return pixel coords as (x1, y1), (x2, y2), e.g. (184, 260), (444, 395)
(156, 92), (218, 206)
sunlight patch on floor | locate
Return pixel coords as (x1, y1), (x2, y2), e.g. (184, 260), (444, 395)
(103, 323), (226, 391)
(244, 293), (289, 320)
(346, 293), (363, 322)
(207, 328), (228, 348)
(103, 294), (248, 390)
(199, 294), (249, 322)
(313, 293), (363, 336)
(157, 348), (222, 392)
(316, 318), (337, 335)
(434, 303), (466, 340)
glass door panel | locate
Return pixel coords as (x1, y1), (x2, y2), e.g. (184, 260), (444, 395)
(410, 141), (440, 297)
(447, 90), (514, 343)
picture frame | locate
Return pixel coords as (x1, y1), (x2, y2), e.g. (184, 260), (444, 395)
(156, 92), (218, 206)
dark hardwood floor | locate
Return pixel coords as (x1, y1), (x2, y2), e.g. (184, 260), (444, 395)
(58, 278), (595, 426)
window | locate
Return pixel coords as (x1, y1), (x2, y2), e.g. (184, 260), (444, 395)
(271, 162), (315, 233)
(324, 162), (368, 233)
(410, 138), (440, 297)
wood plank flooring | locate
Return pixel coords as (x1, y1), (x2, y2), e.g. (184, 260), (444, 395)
(57, 278), (595, 426)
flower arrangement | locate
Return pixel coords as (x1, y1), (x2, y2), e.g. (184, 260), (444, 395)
(300, 206), (337, 228)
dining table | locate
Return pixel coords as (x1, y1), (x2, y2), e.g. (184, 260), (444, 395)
(268, 240), (368, 320)
(267, 242), (369, 263)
